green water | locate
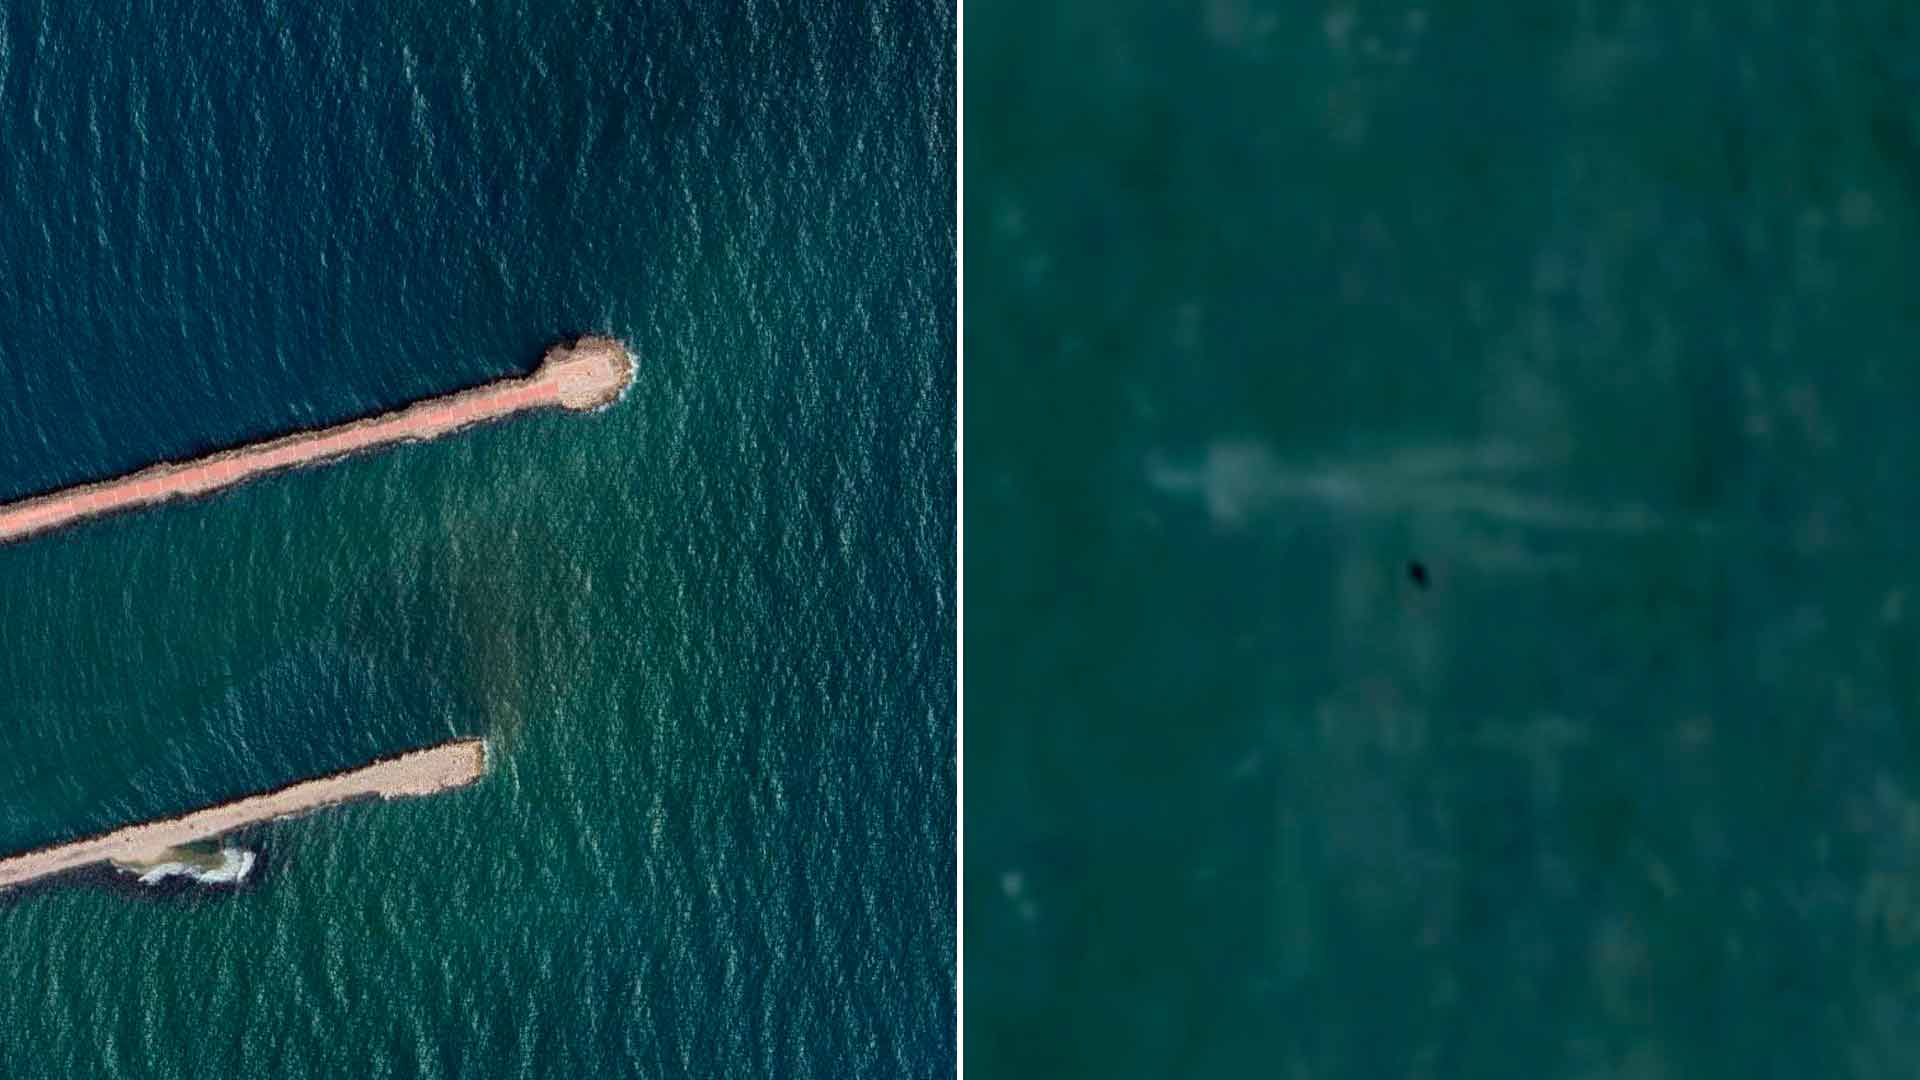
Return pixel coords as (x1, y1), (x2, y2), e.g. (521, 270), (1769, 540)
(969, 2), (1920, 1075)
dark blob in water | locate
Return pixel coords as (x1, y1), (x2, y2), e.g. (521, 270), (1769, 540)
(1408, 560), (1430, 589)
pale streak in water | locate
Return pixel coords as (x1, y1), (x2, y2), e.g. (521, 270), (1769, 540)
(1147, 439), (1703, 562)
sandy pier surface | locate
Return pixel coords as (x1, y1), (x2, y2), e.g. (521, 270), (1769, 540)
(0, 739), (487, 891)
(0, 335), (633, 545)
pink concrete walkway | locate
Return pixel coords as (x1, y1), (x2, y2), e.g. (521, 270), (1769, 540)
(0, 739), (487, 891)
(0, 336), (631, 545)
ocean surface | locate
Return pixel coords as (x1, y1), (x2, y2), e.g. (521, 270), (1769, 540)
(0, 1), (954, 1076)
(970, 2), (1920, 1077)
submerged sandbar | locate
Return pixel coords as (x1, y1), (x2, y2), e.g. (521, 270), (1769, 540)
(0, 335), (634, 545)
(0, 738), (487, 892)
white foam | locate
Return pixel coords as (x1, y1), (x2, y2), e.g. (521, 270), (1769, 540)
(133, 847), (257, 886)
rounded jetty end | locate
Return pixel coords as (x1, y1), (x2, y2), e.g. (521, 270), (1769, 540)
(541, 335), (636, 410)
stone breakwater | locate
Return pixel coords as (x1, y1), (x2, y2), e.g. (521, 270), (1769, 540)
(0, 336), (634, 545)
(0, 739), (488, 891)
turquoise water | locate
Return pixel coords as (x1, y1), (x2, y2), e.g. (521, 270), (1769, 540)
(970, 2), (1920, 1076)
(0, 1), (954, 1075)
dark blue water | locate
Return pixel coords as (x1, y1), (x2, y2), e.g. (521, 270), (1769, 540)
(0, 1), (954, 1075)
